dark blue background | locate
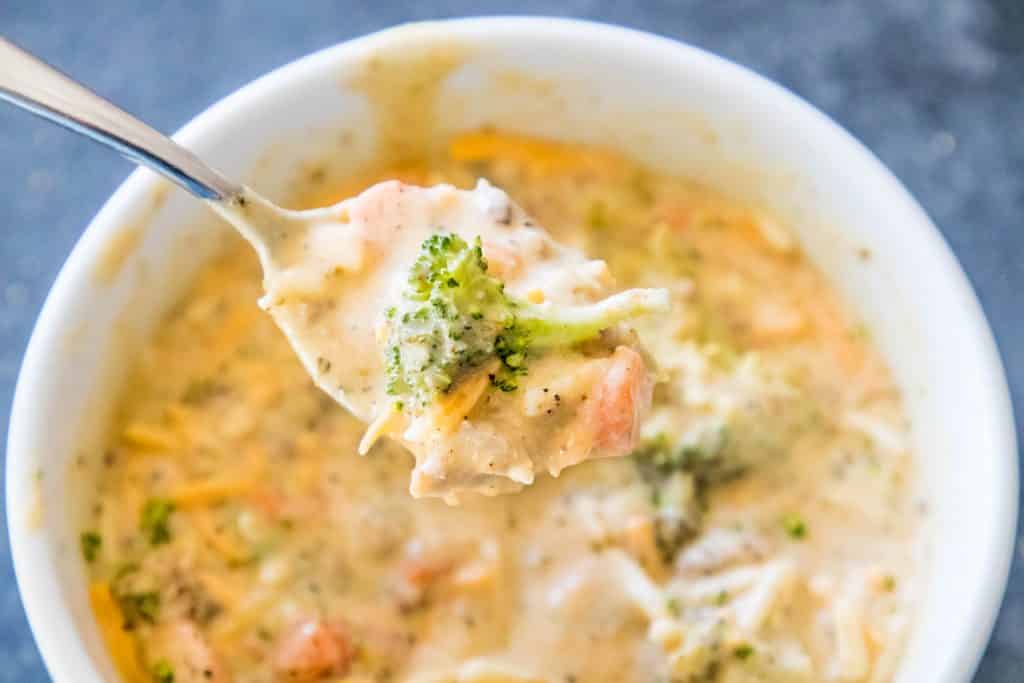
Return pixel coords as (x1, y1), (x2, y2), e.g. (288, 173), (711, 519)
(1, 1), (1021, 680)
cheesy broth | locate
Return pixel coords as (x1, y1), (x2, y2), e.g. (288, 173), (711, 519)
(82, 132), (921, 683)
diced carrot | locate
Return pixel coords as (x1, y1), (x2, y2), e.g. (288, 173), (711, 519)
(400, 553), (455, 588)
(273, 618), (353, 682)
(586, 346), (652, 456)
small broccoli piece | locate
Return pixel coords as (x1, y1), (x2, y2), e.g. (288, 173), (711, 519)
(110, 563), (161, 629)
(631, 427), (749, 563)
(117, 590), (160, 628)
(384, 233), (667, 410)
(632, 425), (748, 498)
(140, 498), (175, 546)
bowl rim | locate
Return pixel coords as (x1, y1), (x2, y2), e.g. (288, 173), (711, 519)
(7, 16), (1017, 683)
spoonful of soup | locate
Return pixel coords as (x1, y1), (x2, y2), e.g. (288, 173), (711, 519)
(0, 38), (669, 501)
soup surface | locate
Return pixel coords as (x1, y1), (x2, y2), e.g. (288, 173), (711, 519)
(83, 132), (921, 683)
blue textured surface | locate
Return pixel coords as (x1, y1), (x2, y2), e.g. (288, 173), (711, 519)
(1, 1), (1022, 680)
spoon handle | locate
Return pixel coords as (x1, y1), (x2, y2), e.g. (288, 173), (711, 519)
(0, 37), (242, 201)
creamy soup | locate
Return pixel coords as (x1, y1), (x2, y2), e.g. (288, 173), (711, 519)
(82, 131), (921, 683)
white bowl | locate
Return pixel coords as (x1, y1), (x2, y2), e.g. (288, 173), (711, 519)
(7, 17), (1016, 683)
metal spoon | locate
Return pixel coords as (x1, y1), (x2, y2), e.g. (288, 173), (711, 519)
(0, 36), (374, 417)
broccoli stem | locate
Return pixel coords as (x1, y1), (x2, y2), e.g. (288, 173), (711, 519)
(514, 288), (670, 349)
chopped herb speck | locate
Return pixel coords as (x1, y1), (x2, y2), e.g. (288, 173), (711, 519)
(734, 643), (755, 660)
(141, 498), (175, 546)
(80, 531), (101, 563)
(117, 590), (160, 627)
(782, 513), (808, 540)
(152, 659), (175, 683)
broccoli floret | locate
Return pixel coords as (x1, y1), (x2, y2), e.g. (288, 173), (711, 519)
(384, 233), (667, 410)
(384, 233), (508, 406)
